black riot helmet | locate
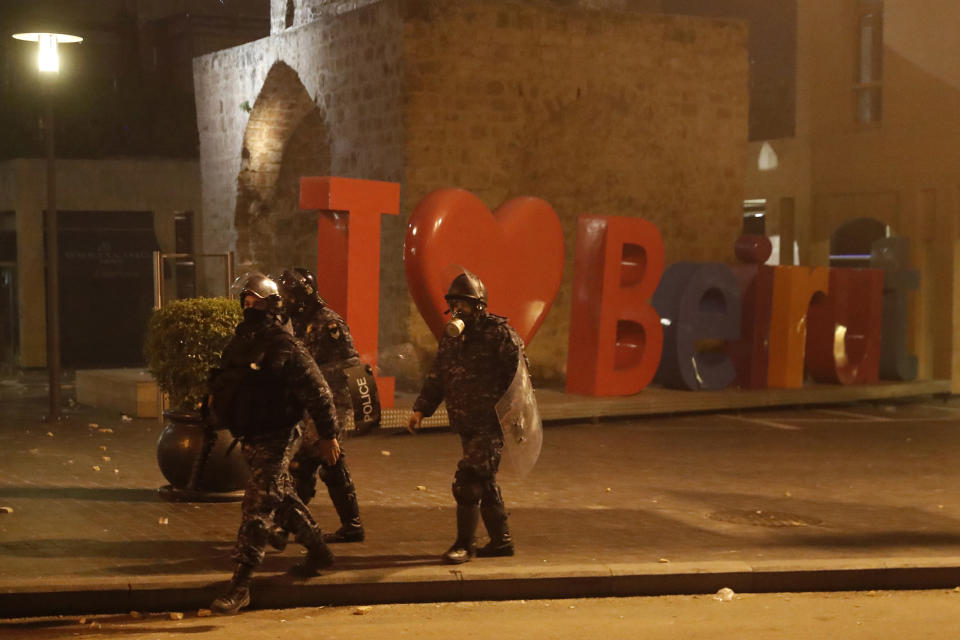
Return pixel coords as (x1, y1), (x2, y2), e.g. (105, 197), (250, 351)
(237, 272), (282, 311)
(444, 271), (487, 308)
(276, 267), (326, 317)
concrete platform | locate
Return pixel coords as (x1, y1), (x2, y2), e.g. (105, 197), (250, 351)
(383, 379), (953, 428)
(71, 365), (950, 427)
(74, 369), (159, 419)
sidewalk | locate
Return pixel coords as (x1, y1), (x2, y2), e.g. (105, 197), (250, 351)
(3, 384), (960, 617)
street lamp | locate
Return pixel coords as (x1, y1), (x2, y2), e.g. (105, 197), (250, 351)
(11, 31), (82, 421)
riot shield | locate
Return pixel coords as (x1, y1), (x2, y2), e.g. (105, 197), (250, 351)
(495, 356), (542, 477)
(344, 363), (381, 434)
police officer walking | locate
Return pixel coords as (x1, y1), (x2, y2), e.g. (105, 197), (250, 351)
(407, 270), (527, 564)
(208, 273), (341, 615)
(275, 268), (365, 544)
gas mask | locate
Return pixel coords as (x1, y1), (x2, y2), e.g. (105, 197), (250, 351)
(444, 298), (477, 337)
(445, 312), (467, 337)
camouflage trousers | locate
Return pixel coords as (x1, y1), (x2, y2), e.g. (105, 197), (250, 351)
(231, 428), (319, 567)
(289, 365), (355, 504)
(289, 422), (357, 506)
(453, 426), (505, 506)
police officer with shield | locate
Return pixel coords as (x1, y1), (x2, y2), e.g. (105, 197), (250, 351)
(208, 273), (340, 615)
(407, 270), (533, 563)
(274, 267), (372, 545)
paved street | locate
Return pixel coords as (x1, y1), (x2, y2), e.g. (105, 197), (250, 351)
(6, 591), (960, 639)
(3, 379), (960, 616)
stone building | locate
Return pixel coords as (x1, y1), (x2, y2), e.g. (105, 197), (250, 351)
(194, 0), (750, 386)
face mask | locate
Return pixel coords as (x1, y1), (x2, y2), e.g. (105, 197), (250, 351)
(242, 307), (268, 324)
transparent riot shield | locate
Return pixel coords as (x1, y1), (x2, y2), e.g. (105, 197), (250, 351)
(495, 356), (542, 477)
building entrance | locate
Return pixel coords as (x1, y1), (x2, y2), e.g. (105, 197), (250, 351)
(57, 211), (159, 368)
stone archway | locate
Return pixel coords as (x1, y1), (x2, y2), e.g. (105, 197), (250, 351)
(235, 61), (331, 274)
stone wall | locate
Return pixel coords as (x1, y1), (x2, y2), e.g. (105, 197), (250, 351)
(196, 0), (748, 387)
(271, 0), (384, 33)
(400, 0), (748, 382)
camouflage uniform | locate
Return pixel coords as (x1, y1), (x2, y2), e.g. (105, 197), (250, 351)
(219, 313), (339, 569)
(289, 303), (365, 542)
(413, 310), (528, 559)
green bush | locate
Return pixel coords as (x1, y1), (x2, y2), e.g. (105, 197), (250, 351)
(144, 297), (241, 412)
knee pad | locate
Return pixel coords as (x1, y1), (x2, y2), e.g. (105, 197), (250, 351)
(452, 474), (483, 506)
(319, 457), (352, 490)
(480, 482), (503, 507)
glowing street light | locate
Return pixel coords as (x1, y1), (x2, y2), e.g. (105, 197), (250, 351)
(11, 32), (82, 73)
(11, 30), (82, 421)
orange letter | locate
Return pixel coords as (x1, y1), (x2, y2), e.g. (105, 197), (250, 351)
(300, 176), (399, 407)
(566, 216), (664, 396)
(766, 266), (830, 388)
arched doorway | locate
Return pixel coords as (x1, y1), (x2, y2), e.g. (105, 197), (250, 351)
(235, 61), (331, 274)
(829, 217), (889, 268)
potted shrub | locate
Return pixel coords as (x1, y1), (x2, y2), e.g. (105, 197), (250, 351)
(144, 296), (249, 500)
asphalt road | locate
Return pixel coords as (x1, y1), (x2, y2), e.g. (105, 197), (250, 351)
(5, 590), (960, 639)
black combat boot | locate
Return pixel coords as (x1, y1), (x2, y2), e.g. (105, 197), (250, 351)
(322, 482), (365, 544)
(442, 505), (480, 564)
(211, 563), (254, 615)
(289, 524), (335, 577)
(476, 503), (514, 557)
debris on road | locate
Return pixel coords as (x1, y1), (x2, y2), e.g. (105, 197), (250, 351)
(714, 587), (735, 601)
(0, 506), (13, 514)
(169, 612), (183, 620)
(159, 517), (169, 525)
(353, 606), (372, 615)
(416, 485), (427, 491)
(381, 450), (391, 456)
(121, 415), (133, 423)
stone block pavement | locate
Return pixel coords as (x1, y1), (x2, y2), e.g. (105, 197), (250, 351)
(3, 374), (960, 617)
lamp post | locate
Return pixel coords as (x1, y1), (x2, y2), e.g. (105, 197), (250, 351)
(12, 31), (82, 421)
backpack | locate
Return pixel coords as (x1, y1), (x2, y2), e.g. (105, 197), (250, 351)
(208, 329), (302, 438)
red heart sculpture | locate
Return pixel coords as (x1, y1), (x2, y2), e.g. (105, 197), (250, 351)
(404, 188), (564, 344)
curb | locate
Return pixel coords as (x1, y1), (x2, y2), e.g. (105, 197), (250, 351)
(4, 560), (960, 618)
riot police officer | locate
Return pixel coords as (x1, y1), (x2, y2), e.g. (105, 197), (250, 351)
(274, 268), (366, 544)
(407, 271), (527, 563)
(209, 273), (341, 615)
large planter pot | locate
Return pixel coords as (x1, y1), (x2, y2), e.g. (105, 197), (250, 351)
(156, 410), (250, 502)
